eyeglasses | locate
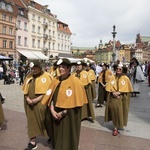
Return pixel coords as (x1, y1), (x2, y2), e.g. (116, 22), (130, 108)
(116, 68), (122, 71)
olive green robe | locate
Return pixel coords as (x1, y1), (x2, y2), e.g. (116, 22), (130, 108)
(82, 84), (95, 120)
(0, 100), (5, 125)
(105, 92), (131, 128)
(24, 78), (48, 139)
(50, 79), (82, 150)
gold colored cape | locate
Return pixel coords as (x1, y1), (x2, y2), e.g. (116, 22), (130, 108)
(98, 69), (112, 83)
(106, 75), (133, 92)
(49, 66), (60, 78)
(74, 70), (91, 86)
(41, 75), (88, 108)
(88, 69), (96, 81)
(22, 72), (53, 94)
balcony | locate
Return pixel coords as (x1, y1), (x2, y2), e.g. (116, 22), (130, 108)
(43, 34), (48, 39)
(42, 47), (48, 51)
(43, 22), (48, 28)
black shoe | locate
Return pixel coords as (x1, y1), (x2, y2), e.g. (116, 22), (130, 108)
(24, 143), (38, 150)
(0, 123), (7, 130)
(1, 97), (5, 104)
(48, 137), (51, 144)
(95, 104), (102, 108)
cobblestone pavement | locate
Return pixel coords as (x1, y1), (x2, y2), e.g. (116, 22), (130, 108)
(0, 79), (150, 150)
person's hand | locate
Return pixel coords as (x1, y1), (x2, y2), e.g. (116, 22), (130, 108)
(26, 97), (33, 105)
(51, 109), (60, 120)
(113, 92), (120, 98)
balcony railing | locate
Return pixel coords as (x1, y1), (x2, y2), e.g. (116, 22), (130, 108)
(43, 34), (48, 39)
(42, 47), (48, 51)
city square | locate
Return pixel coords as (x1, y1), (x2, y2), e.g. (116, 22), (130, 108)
(0, 78), (150, 150)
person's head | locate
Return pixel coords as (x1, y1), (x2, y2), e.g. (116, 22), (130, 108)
(101, 62), (108, 70)
(85, 61), (91, 71)
(29, 60), (42, 76)
(75, 61), (84, 71)
(57, 58), (72, 77)
(131, 57), (139, 66)
(116, 63), (127, 75)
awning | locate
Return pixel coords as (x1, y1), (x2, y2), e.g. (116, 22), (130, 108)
(0, 55), (13, 60)
(18, 50), (49, 60)
(32, 51), (49, 60)
(18, 50), (39, 59)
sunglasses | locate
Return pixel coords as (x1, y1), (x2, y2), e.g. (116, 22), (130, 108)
(116, 68), (122, 71)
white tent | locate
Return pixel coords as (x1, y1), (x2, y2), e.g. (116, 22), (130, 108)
(59, 57), (95, 63)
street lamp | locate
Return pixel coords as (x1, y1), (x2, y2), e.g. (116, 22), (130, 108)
(111, 25), (117, 63)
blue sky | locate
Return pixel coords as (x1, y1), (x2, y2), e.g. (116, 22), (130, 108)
(36, 0), (150, 47)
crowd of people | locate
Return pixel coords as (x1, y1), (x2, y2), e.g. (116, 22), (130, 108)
(0, 57), (150, 150)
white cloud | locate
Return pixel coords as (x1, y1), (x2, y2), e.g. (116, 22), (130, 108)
(36, 0), (150, 46)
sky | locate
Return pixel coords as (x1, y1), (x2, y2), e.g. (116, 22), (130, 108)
(36, 0), (150, 47)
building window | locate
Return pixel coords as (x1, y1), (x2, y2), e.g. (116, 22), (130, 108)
(53, 31), (55, 37)
(53, 43), (55, 50)
(3, 40), (7, 48)
(1, 2), (6, 9)
(38, 40), (40, 48)
(49, 30), (51, 37)
(9, 28), (13, 35)
(24, 22), (27, 30)
(9, 41), (13, 49)
(32, 14), (35, 20)
(32, 39), (35, 47)
(24, 37), (27, 46)
(58, 44), (60, 50)
(2, 26), (7, 34)
(9, 16), (12, 22)
(53, 22), (55, 27)
(38, 16), (40, 22)
(58, 34), (60, 39)
(43, 18), (46, 23)
(7, 4), (13, 12)
(2, 14), (6, 20)
(20, 10), (24, 16)
(17, 20), (21, 28)
(32, 25), (35, 32)
(18, 36), (21, 45)
(49, 42), (51, 49)
(38, 26), (40, 34)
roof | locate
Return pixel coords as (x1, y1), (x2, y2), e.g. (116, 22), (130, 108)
(71, 46), (96, 51)
(140, 36), (150, 42)
(57, 20), (72, 34)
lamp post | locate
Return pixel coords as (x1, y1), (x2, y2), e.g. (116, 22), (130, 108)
(111, 25), (117, 63)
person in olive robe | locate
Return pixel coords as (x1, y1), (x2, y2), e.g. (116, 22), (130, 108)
(105, 63), (133, 136)
(96, 63), (112, 107)
(41, 58), (88, 150)
(0, 93), (7, 130)
(85, 61), (96, 101)
(22, 60), (53, 150)
(73, 60), (95, 122)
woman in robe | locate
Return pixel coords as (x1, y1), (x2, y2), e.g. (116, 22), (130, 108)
(105, 63), (133, 136)
(130, 57), (145, 96)
(96, 63), (112, 107)
(41, 58), (88, 150)
(73, 60), (95, 122)
(22, 60), (53, 150)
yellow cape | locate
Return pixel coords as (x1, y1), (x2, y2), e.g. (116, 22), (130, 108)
(74, 70), (91, 86)
(106, 75), (133, 92)
(88, 69), (96, 81)
(22, 72), (53, 94)
(98, 69), (112, 83)
(41, 75), (88, 108)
